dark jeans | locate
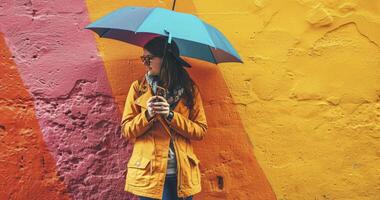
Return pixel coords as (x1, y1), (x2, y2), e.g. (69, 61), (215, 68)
(138, 175), (193, 200)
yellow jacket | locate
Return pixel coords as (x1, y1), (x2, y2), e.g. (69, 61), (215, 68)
(121, 77), (208, 199)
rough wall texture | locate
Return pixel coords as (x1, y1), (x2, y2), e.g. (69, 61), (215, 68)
(0, 32), (70, 200)
(0, 1), (133, 199)
(0, 0), (379, 200)
(195, 0), (380, 200)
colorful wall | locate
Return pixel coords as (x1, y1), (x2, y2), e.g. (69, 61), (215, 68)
(0, 0), (379, 200)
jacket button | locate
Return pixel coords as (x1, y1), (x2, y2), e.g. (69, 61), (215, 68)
(136, 161), (140, 166)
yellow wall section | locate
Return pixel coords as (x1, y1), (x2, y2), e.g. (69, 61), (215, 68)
(86, 0), (380, 199)
(192, 0), (379, 200)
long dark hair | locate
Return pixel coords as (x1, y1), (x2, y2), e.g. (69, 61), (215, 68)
(143, 36), (196, 111)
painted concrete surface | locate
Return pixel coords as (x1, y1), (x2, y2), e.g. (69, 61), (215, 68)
(0, 33), (69, 200)
(0, 0), (379, 199)
(194, 1), (380, 200)
(0, 1), (133, 199)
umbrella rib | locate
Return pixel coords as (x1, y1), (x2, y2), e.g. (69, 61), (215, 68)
(100, 28), (110, 37)
(198, 20), (217, 48)
(209, 46), (218, 64)
(134, 8), (156, 33)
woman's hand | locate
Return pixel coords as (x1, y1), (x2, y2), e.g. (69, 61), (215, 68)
(150, 96), (170, 118)
(146, 96), (158, 120)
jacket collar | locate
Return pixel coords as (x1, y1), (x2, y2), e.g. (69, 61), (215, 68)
(134, 78), (183, 113)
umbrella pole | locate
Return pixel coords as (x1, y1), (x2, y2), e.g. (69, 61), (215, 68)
(159, 36), (170, 79)
(172, 0), (176, 10)
(160, 29), (172, 79)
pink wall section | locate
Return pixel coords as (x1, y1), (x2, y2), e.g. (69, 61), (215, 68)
(0, 1), (134, 199)
(0, 31), (70, 200)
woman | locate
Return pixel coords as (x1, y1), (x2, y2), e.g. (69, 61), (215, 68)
(121, 36), (208, 200)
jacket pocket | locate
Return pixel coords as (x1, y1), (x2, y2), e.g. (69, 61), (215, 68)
(126, 156), (152, 187)
(187, 153), (201, 186)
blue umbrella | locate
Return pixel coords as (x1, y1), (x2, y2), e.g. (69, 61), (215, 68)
(85, 5), (243, 65)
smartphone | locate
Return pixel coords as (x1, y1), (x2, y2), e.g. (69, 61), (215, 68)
(155, 85), (167, 102)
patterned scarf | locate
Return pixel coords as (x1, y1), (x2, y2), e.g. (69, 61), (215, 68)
(145, 72), (184, 110)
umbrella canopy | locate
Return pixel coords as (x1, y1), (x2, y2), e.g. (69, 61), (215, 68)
(85, 6), (243, 64)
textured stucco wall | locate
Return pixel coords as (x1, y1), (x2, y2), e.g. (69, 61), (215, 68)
(0, 33), (70, 200)
(0, 0), (379, 200)
(195, 0), (380, 200)
(0, 1), (133, 199)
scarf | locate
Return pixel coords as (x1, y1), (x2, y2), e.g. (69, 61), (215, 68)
(145, 72), (184, 110)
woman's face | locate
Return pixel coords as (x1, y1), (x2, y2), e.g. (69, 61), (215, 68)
(142, 49), (162, 76)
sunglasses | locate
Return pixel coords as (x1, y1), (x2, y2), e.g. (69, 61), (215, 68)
(140, 55), (157, 66)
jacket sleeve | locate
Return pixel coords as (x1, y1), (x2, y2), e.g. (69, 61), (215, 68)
(167, 86), (208, 140)
(121, 81), (155, 139)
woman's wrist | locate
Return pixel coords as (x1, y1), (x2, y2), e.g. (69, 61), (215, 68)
(166, 110), (174, 122)
(145, 110), (153, 121)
